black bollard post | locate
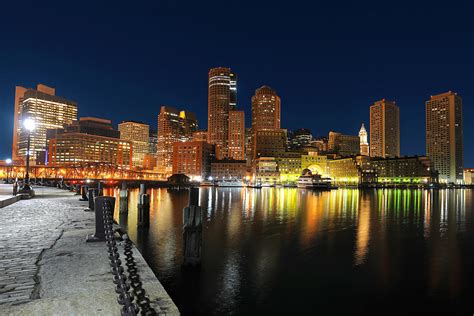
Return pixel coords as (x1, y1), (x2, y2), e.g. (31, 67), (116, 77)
(119, 182), (128, 214)
(86, 196), (115, 242)
(137, 184), (150, 228)
(97, 181), (104, 196)
(79, 185), (89, 201)
(183, 187), (202, 266)
(84, 188), (99, 212)
(74, 184), (81, 195)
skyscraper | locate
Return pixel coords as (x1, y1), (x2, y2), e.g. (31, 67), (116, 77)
(157, 106), (198, 174)
(208, 67), (237, 159)
(118, 121), (150, 168)
(426, 91), (463, 183)
(369, 99), (400, 158)
(228, 110), (245, 160)
(13, 84), (78, 164)
(251, 86), (281, 131)
(359, 123), (369, 156)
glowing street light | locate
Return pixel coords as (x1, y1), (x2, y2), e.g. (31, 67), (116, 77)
(5, 158), (12, 184)
(21, 118), (36, 193)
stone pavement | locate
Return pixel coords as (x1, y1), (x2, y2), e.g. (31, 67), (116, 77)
(0, 187), (179, 315)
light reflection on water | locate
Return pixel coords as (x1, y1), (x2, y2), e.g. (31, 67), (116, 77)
(104, 187), (473, 315)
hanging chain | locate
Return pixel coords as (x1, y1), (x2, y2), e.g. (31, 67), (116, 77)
(103, 200), (138, 316)
(123, 234), (157, 315)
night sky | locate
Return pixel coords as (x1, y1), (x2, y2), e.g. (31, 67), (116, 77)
(0, 1), (472, 165)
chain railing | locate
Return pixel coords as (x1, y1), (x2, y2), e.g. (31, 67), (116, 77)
(102, 200), (157, 315)
(102, 200), (138, 315)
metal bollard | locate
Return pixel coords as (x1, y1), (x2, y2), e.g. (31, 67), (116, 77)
(86, 196), (115, 242)
(84, 188), (99, 212)
(79, 185), (89, 201)
(119, 182), (128, 214)
(98, 181), (104, 196)
(13, 181), (18, 196)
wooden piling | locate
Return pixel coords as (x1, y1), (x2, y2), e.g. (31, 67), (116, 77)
(183, 187), (202, 266)
(119, 182), (128, 214)
(137, 183), (150, 228)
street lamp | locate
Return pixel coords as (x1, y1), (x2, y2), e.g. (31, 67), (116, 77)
(21, 118), (35, 192)
(5, 158), (12, 183)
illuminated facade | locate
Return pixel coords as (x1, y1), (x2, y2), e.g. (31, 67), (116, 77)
(118, 121), (149, 168)
(228, 110), (245, 160)
(47, 118), (132, 168)
(149, 130), (158, 155)
(359, 123), (369, 156)
(370, 99), (400, 158)
(328, 131), (360, 156)
(275, 152), (303, 182)
(172, 141), (214, 179)
(157, 106), (198, 174)
(192, 130), (208, 142)
(14, 85), (77, 164)
(464, 169), (474, 185)
(288, 128), (312, 151)
(361, 156), (434, 184)
(426, 91), (463, 183)
(255, 157), (280, 184)
(211, 160), (247, 180)
(253, 129), (287, 159)
(208, 67), (237, 159)
(251, 86), (281, 131)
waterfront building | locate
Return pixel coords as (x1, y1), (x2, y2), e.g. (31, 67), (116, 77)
(359, 123), (369, 156)
(288, 128), (313, 151)
(172, 141), (214, 180)
(328, 131), (360, 156)
(228, 110), (245, 160)
(464, 169), (474, 185)
(149, 130), (158, 155)
(142, 154), (158, 170)
(192, 130), (208, 142)
(13, 84), (77, 164)
(275, 152), (303, 183)
(210, 160), (247, 180)
(208, 67), (237, 159)
(255, 157), (280, 184)
(157, 106), (198, 175)
(361, 156), (434, 184)
(118, 121), (149, 168)
(253, 129), (287, 159)
(47, 117), (132, 168)
(426, 91), (463, 183)
(301, 152), (329, 176)
(327, 157), (360, 185)
(370, 99), (400, 158)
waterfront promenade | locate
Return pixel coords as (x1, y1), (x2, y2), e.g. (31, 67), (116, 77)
(0, 186), (178, 315)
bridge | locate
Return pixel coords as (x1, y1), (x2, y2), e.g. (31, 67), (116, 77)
(0, 162), (165, 182)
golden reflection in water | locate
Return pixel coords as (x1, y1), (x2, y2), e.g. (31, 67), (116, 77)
(354, 193), (371, 265)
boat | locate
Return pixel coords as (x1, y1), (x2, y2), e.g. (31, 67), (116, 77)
(297, 170), (332, 190)
(200, 181), (215, 187)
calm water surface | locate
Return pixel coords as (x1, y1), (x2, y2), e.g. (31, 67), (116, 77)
(106, 187), (474, 315)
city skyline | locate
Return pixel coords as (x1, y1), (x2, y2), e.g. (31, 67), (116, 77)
(0, 2), (472, 165)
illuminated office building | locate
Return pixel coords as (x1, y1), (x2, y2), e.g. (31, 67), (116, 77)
(47, 117), (132, 168)
(370, 99), (400, 158)
(251, 86), (281, 131)
(157, 106), (198, 174)
(208, 67), (237, 159)
(211, 160), (247, 180)
(228, 110), (245, 160)
(192, 130), (208, 142)
(426, 91), (463, 183)
(172, 141), (214, 180)
(118, 121), (149, 168)
(328, 131), (360, 156)
(253, 129), (287, 159)
(13, 84), (77, 164)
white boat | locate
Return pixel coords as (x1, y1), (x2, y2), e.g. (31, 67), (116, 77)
(297, 170), (332, 190)
(217, 180), (245, 187)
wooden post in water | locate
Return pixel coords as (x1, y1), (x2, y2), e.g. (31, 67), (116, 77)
(137, 183), (150, 228)
(183, 187), (202, 266)
(119, 182), (128, 214)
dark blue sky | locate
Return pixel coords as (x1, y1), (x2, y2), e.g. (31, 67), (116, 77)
(0, 1), (472, 165)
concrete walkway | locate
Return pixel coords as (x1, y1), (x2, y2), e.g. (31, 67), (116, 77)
(0, 187), (179, 315)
